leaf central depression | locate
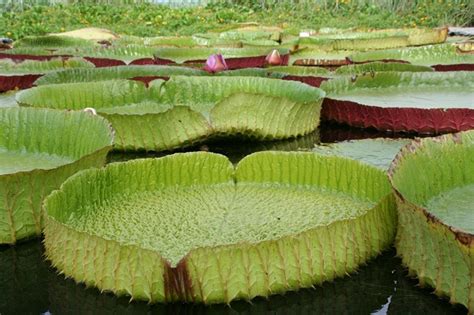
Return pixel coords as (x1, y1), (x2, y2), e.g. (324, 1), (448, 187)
(66, 182), (374, 266)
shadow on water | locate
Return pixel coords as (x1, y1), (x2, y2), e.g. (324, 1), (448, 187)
(0, 240), (467, 315)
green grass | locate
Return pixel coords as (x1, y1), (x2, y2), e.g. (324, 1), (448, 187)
(0, 0), (472, 40)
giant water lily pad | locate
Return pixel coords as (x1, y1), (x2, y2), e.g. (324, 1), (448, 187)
(313, 138), (411, 170)
(264, 66), (331, 87)
(34, 65), (206, 85)
(320, 71), (474, 133)
(43, 151), (396, 304)
(299, 32), (408, 51)
(289, 49), (352, 67)
(334, 62), (433, 75)
(349, 44), (474, 71)
(153, 47), (290, 69)
(36, 66), (287, 87)
(17, 76), (324, 151)
(0, 107), (114, 244)
(388, 131), (474, 312)
(299, 28), (447, 51)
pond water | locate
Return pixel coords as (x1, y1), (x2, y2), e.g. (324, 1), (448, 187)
(0, 122), (468, 314)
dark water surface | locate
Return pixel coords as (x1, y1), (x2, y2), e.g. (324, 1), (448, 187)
(0, 123), (467, 314)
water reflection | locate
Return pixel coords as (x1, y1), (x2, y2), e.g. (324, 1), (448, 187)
(0, 241), (466, 314)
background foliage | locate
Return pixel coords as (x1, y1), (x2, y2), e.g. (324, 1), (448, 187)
(1, 0), (472, 39)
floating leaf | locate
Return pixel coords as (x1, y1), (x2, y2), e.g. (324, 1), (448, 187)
(389, 131), (474, 312)
(0, 107), (114, 244)
(43, 151), (396, 303)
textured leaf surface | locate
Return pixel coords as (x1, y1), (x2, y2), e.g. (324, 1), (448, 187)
(289, 49), (351, 66)
(18, 76), (324, 150)
(299, 32), (409, 51)
(268, 65), (331, 76)
(44, 151), (396, 304)
(320, 72), (474, 133)
(313, 138), (410, 170)
(0, 58), (94, 75)
(334, 62), (433, 75)
(0, 107), (114, 244)
(299, 28), (446, 51)
(389, 131), (474, 311)
(14, 35), (97, 49)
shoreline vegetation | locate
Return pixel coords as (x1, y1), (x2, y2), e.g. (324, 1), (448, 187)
(1, 0), (473, 40)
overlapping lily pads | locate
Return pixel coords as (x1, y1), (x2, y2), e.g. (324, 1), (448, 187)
(43, 151), (396, 304)
(17, 76), (324, 151)
(0, 58), (95, 92)
(388, 131), (474, 312)
(0, 107), (114, 244)
(320, 71), (474, 133)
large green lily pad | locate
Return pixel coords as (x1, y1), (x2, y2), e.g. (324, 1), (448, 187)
(34, 65), (206, 85)
(298, 28), (447, 51)
(17, 76), (324, 151)
(389, 130), (474, 312)
(323, 72), (473, 109)
(0, 107), (114, 244)
(349, 43), (474, 66)
(0, 58), (95, 75)
(44, 151), (396, 304)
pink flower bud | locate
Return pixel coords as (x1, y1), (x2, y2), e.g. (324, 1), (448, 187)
(265, 49), (282, 66)
(204, 53), (228, 73)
